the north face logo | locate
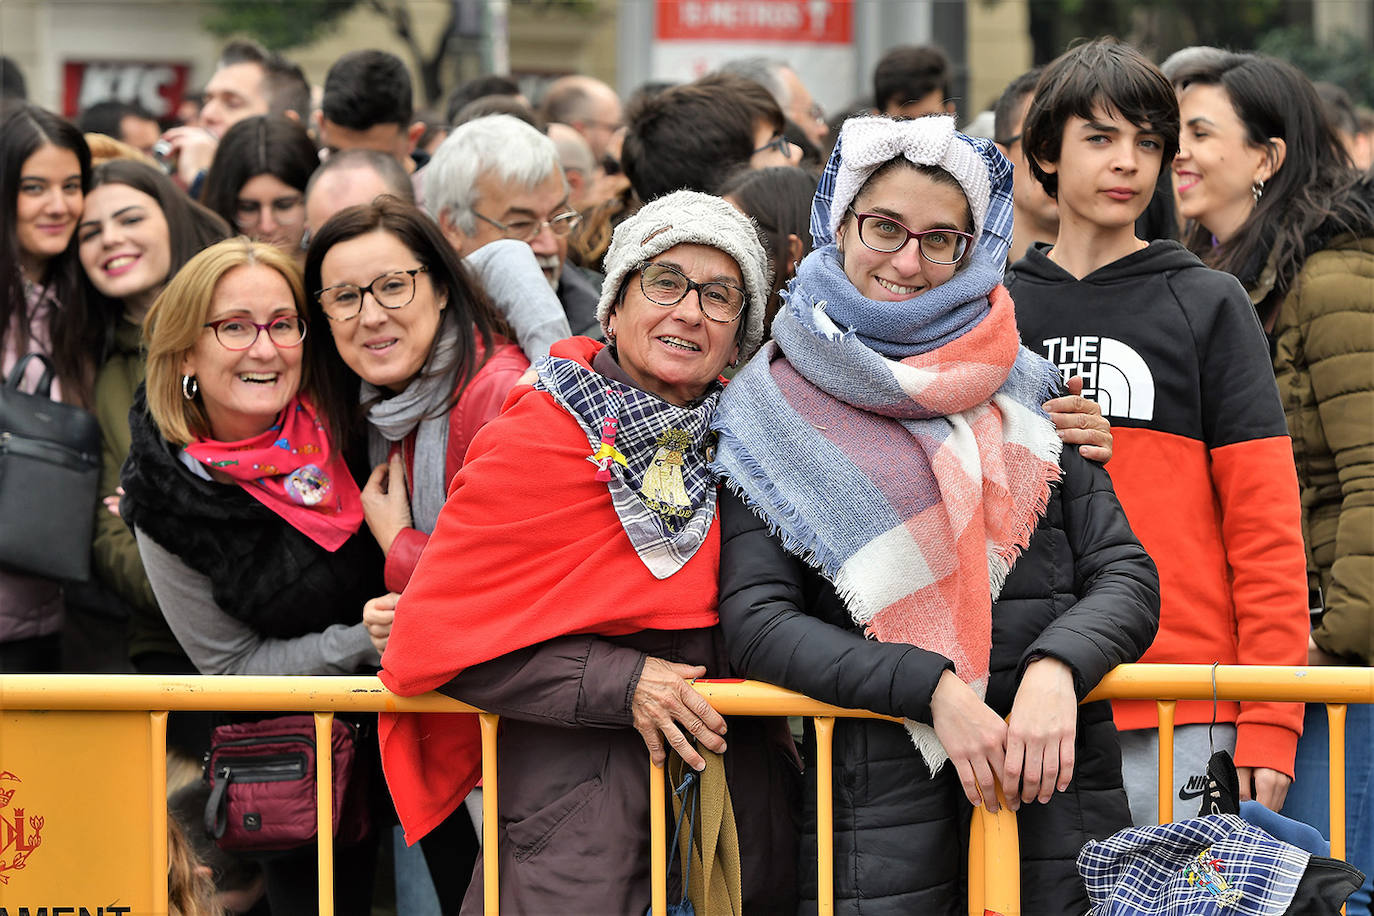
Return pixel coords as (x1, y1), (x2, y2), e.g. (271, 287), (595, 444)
(1042, 335), (1155, 421)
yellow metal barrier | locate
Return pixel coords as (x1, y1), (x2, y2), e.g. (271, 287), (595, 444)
(1, 664), (1369, 915)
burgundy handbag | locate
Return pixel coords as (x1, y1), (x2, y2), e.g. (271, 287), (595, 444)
(203, 715), (370, 851)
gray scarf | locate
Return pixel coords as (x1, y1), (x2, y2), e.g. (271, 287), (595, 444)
(363, 319), (462, 534)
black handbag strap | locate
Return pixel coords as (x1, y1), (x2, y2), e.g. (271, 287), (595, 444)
(6, 352), (56, 397)
(204, 769), (231, 840)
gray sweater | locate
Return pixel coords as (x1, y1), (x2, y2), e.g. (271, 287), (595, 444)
(463, 239), (571, 359)
(135, 528), (380, 676)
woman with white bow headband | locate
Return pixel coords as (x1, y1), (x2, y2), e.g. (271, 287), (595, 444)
(711, 114), (1162, 915)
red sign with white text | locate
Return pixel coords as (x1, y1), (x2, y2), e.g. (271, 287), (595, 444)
(62, 60), (191, 120)
(656, 0), (853, 44)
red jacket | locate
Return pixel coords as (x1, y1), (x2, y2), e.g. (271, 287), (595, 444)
(382, 336), (529, 592)
(379, 336), (723, 841)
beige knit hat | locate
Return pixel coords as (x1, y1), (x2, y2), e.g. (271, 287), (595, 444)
(596, 190), (772, 361)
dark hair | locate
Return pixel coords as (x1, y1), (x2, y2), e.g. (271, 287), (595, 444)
(1175, 53), (1374, 310)
(322, 50), (412, 131)
(1, 56), (27, 101)
(218, 39), (310, 121)
(718, 166), (816, 327)
(992, 67), (1044, 145)
(873, 45), (951, 113)
(81, 160), (231, 352)
(2, 103), (94, 403)
(304, 148), (414, 203)
(782, 118), (823, 171)
(621, 74), (779, 202)
(302, 196), (499, 444)
(78, 99), (156, 139)
(454, 95), (544, 131)
(447, 75), (521, 125)
(219, 38), (267, 68)
(1023, 37), (1179, 199)
(1315, 81), (1361, 137)
(201, 115), (318, 230)
(699, 72), (785, 138)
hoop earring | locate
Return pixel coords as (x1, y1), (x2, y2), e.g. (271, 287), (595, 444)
(1252, 179), (1265, 203)
(182, 375), (198, 400)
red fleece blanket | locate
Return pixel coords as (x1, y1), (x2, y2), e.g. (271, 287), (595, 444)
(378, 337), (722, 842)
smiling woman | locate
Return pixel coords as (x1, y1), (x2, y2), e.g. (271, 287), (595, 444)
(376, 191), (802, 913)
(710, 115), (1160, 915)
(0, 103), (93, 674)
(76, 159), (230, 683)
(119, 237), (386, 913)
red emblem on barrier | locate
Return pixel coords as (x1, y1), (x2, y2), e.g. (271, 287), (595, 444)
(0, 771), (44, 885)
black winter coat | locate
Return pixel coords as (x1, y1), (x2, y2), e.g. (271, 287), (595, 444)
(717, 446), (1160, 916)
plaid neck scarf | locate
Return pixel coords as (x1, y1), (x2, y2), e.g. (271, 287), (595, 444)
(536, 354), (721, 579)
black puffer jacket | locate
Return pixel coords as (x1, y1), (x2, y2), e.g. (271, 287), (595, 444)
(717, 446), (1160, 915)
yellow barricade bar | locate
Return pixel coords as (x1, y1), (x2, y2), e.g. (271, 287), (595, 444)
(2, 664), (1370, 916)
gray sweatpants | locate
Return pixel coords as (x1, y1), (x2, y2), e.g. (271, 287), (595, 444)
(1119, 723), (1237, 825)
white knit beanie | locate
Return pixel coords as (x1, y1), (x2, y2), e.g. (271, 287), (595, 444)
(828, 115), (992, 242)
(596, 190), (772, 361)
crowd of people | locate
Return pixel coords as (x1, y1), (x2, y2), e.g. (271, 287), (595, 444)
(0, 29), (1370, 916)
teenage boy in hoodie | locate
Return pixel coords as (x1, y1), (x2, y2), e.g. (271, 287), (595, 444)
(1005, 37), (1309, 826)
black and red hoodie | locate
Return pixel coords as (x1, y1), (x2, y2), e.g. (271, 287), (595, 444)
(1007, 240), (1308, 777)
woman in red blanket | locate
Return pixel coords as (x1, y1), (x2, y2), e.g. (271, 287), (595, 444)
(378, 190), (800, 913)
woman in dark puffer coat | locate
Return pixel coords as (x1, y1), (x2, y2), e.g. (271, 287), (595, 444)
(711, 115), (1161, 915)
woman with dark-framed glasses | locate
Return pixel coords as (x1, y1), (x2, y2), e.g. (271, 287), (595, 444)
(376, 190), (799, 913)
(304, 196), (528, 603)
(711, 115), (1160, 914)
(119, 237), (386, 913)
(301, 197), (530, 912)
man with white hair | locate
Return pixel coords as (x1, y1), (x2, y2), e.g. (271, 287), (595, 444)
(427, 114), (603, 338)
(718, 56), (828, 147)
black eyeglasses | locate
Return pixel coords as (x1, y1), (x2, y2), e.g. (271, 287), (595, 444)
(846, 208), (973, 265)
(472, 209), (582, 242)
(995, 132), (1022, 147)
(638, 263), (745, 323)
(752, 134), (793, 159)
(316, 267), (428, 321)
(203, 315), (307, 350)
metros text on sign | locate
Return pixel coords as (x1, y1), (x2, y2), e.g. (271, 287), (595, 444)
(656, 0), (853, 43)
(650, 0), (857, 112)
(656, 0), (857, 42)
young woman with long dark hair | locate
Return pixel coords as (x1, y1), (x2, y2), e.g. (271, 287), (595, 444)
(1, 102), (93, 672)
